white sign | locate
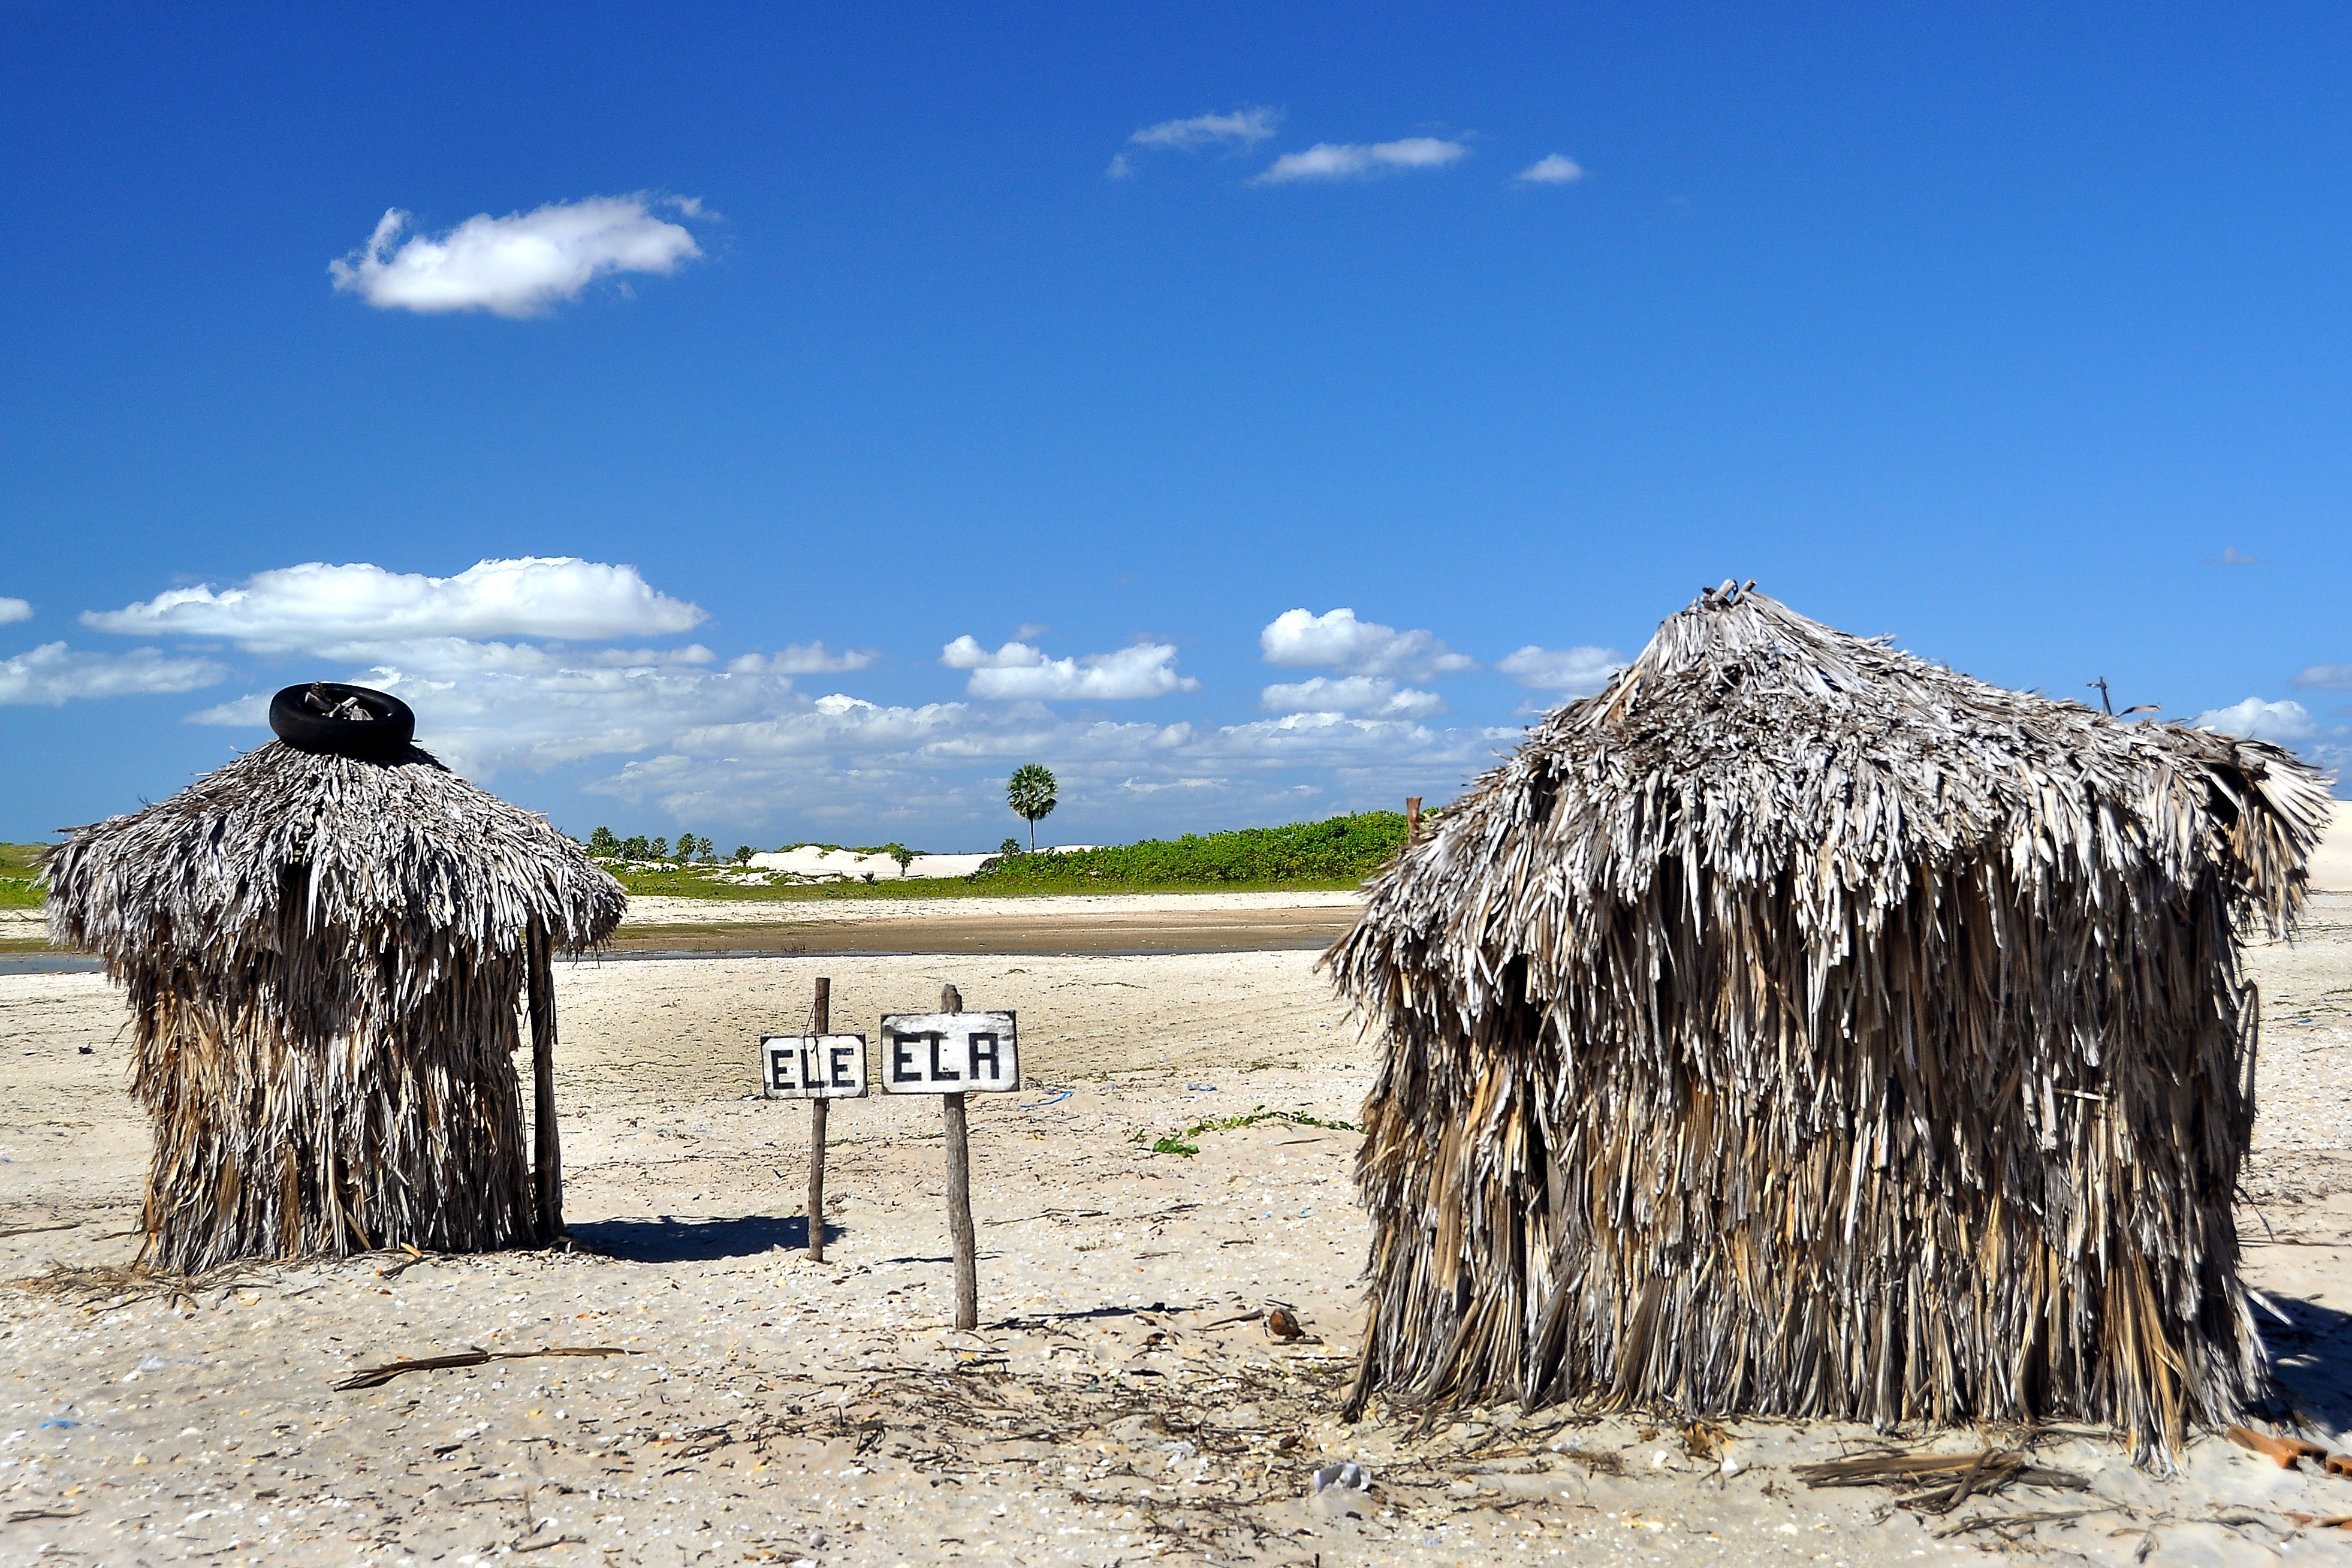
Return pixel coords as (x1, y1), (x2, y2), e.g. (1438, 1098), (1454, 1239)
(878, 1012), (1019, 1093)
(761, 1034), (870, 1099)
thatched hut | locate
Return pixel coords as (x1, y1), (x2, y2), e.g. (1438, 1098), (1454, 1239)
(46, 687), (624, 1271)
(1329, 583), (2332, 1461)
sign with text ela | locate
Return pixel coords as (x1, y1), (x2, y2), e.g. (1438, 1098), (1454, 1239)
(878, 1012), (1019, 1093)
(760, 1035), (870, 1099)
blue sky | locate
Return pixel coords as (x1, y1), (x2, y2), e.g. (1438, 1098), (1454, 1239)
(4, 2), (2348, 848)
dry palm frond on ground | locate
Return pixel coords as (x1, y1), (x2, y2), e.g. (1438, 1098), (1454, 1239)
(43, 740), (623, 1270)
(1329, 582), (2332, 1464)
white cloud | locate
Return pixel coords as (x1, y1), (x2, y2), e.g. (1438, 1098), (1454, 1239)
(1515, 154), (1585, 185)
(2193, 696), (2318, 745)
(940, 637), (1200, 700)
(2205, 547), (2261, 567)
(188, 640), (801, 778)
(2295, 664), (2352, 690)
(1259, 675), (1445, 719)
(1121, 776), (1226, 795)
(86, 557), (704, 653)
(583, 644), (714, 667)
(1, 643), (228, 706)
(729, 643), (879, 676)
(1131, 107), (1283, 151)
(1259, 608), (1475, 679)
(586, 699), (1143, 822)
(1106, 153), (1135, 180)
(328, 195), (701, 318)
(1496, 644), (1623, 696)
(107, 559), (1523, 835)
(1256, 138), (1468, 184)
(940, 636), (1025, 669)
(585, 695), (1507, 830)
(290, 637), (718, 675)
(0, 597), (30, 625)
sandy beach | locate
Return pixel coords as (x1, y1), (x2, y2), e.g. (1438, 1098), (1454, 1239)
(3, 894), (2352, 1564)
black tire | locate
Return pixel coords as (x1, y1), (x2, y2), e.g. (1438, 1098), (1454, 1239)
(267, 683), (417, 759)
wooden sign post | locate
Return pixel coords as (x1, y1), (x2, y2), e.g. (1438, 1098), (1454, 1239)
(758, 975), (870, 1263)
(809, 977), (832, 1262)
(880, 984), (1020, 1330)
(939, 985), (976, 1329)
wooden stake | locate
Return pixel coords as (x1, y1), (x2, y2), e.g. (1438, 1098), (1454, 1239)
(807, 976), (831, 1263)
(1406, 796), (1423, 842)
(940, 982), (978, 1329)
(526, 916), (563, 1241)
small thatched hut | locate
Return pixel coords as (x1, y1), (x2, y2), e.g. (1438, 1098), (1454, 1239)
(1329, 583), (2332, 1461)
(46, 691), (623, 1271)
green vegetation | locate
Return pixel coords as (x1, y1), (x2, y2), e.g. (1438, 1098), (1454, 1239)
(592, 811), (1409, 900)
(1132, 1105), (1362, 1157)
(971, 812), (1406, 892)
(584, 828), (725, 863)
(0, 843), (45, 910)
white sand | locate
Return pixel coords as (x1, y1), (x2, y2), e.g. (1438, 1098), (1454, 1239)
(741, 849), (1001, 882)
(1, 901), (2350, 1563)
(2312, 801), (2352, 892)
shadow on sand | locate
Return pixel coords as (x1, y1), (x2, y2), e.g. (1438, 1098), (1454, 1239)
(569, 1213), (839, 1263)
(2255, 1289), (2352, 1436)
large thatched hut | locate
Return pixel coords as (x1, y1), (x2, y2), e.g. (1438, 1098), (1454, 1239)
(46, 685), (624, 1271)
(1329, 583), (2332, 1461)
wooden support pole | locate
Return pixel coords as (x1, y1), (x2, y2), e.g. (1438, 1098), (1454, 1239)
(940, 981), (978, 1330)
(526, 917), (563, 1241)
(1406, 796), (1424, 842)
(807, 976), (831, 1263)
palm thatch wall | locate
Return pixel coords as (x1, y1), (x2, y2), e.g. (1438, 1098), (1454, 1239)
(46, 740), (624, 1270)
(1328, 583), (2332, 1463)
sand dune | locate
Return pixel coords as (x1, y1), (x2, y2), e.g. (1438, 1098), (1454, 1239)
(2314, 800), (2352, 891)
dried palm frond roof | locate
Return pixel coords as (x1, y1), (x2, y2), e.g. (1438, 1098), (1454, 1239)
(1346, 581), (2331, 993)
(46, 739), (625, 973)
(1328, 584), (2335, 1460)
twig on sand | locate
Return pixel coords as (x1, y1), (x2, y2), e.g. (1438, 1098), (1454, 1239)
(1793, 1449), (2091, 1513)
(0, 1220), (83, 1239)
(1934, 1505), (2118, 1538)
(5, 1258), (275, 1312)
(333, 1345), (638, 1391)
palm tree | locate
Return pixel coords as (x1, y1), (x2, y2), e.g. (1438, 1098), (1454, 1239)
(1006, 764), (1058, 853)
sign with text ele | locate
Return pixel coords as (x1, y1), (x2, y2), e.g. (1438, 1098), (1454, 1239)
(878, 1012), (1019, 1093)
(761, 1034), (870, 1099)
